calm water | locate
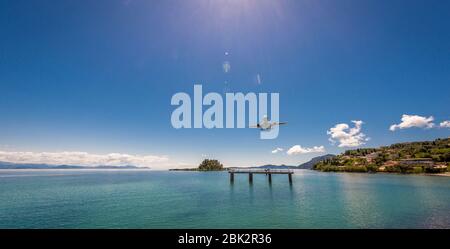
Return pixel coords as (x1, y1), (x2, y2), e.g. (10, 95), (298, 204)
(0, 169), (449, 228)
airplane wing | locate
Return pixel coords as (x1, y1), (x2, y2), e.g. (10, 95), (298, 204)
(272, 122), (287, 126)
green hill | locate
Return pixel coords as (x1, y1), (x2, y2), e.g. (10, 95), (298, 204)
(313, 138), (450, 174)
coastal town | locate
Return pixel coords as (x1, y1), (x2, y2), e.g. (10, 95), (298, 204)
(313, 138), (450, 174)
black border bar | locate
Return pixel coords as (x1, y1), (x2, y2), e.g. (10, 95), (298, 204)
(1, 229), (449, 248)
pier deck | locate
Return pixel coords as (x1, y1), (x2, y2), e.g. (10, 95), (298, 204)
(228, 168), (294, 184)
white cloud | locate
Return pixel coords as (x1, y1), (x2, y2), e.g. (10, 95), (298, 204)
(327, 120), (369, 147)
(286, 145), (325, 155)
(0, 151), (168, 168)
(440, 120), (450, 128)
(271, 147), (283, 154)
(389, 114), (435, 131)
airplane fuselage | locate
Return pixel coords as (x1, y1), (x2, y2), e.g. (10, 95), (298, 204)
(259, 121), (272, 130)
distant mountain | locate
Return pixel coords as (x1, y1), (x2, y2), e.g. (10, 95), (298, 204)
(252, 164), (296, 169)
(296, 154), (336, 169)
(251, 154), (336, 170)
(0, 161), (147, 169)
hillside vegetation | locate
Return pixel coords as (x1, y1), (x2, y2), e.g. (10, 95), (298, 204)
(313, 138), (450, 174)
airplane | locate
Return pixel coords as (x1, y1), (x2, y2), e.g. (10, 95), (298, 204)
(250, 116), (287, 131)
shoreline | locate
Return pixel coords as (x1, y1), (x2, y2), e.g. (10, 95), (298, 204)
(312, 169), (450, 177)
(424, 172), (450, 177)
(0, 168), (154, 172)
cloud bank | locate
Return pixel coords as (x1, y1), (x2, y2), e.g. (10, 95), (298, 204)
(286, 145), (325, 155)
(327, 120), (368, 147)
(389, 114), (435, 131)
(0, 151), (169, 168)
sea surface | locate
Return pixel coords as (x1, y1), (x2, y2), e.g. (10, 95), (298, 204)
(0, 169), (449, 228)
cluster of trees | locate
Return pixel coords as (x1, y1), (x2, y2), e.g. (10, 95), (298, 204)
(314, 157), (370, 167)
(198, 159), (224, 171)
(344, 148), (378, 156)
(313, 164), (376, 173)
(383, 165), (447, 174)
(314, 162), (448, 174)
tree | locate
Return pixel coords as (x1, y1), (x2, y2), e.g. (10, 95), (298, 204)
(375, 153), (388, 166)
(198, 159), (224, 171)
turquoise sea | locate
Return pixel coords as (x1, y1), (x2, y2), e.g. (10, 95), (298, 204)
(0, 169), (449, 228)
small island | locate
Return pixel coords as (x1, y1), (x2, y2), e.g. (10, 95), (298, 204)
(313, 138), (450, 174)
(170, 159), (225, 171)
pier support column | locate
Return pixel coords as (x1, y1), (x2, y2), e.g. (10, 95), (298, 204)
(288, 174), (292, 184)
(230, 173), (234, 183)
(268, 174), (272, 183)
(249, 173), (253, 183)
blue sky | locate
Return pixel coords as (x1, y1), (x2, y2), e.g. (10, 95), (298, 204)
(0, 0), (449, 168)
